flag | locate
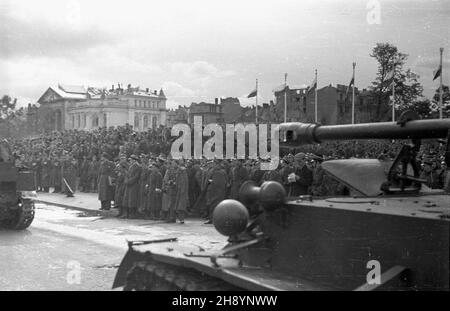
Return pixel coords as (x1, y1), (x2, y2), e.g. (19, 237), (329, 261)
(385, 68), (395, 88)
(247, 88), (257, 98)
(433, 65), (442, 81)
(345, 76), (354, 98)
(307, 76), (317, 94)
(385, 69), (395, 80)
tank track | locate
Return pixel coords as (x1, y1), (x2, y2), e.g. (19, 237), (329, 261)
(2, 198), (35, 230)
(13, 198), (35, 230)
(123, 259), (244, 291)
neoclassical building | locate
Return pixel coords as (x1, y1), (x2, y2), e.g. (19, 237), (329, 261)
(37, 84), (167, 132)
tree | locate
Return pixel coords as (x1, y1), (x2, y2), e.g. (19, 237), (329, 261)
(0, 95), (17, 120)
(369, 43), (423, 121)
(431, 85), (450, 118)
(399, 99), (432, 119)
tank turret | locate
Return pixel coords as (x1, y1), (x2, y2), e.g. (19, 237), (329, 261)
(280, 116), (450, 196)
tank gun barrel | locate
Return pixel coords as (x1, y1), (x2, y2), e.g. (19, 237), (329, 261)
(280, 119), (450, 145)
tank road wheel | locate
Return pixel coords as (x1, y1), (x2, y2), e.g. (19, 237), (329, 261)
(123, 260), (244, 291)
(2, 199), (35, 230)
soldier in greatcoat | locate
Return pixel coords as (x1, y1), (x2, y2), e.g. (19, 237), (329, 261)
(79, 155), (90, 192)
(41, 154), (52, 193)
(114, 156), (128, 217)
(137, 155), (150, 215)
(88, 156), (100, 192)
(229, 159), (249, 199)
(147, 160), (163, 219)
(204, 160), (227, 224)
(98, 152), (115, 210)
(173, 160), (189, 224)
(62, 153), (78, 197)
(123, 155), (142, 218)
(160, 159), (177, 222)
(51, 155), (62, 193)
(286, 153), (313, 196)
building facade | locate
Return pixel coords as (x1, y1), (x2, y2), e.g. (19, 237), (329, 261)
(37, 84), (167, 132)
(274, 84), (381, 125)
(188, 100), (224, 124)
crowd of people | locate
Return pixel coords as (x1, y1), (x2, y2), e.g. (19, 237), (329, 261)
(8, 125), (449, 223)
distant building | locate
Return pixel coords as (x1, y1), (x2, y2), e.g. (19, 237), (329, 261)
(274, 84), (383, 125)
(220, 97), (242, 123)
(188, 99), (224, 124)
(166, 110), (177, 128)
(37, 84), (167, 132)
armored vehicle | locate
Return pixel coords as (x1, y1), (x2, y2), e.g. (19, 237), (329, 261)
(0, 140), (36, 230)
(113, 116), (449, 291)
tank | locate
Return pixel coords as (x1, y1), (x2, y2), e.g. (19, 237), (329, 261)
(113, 115), (450, 291)
(0, 139), (36, 230)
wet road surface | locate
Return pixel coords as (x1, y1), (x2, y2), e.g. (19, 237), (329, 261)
(0, 203), (226, 291)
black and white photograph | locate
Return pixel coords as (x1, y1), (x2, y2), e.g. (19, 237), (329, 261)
(0, 0), (449, 296)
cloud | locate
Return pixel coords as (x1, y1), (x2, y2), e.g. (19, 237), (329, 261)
(0, 9), (115, 58)
(412, 55), (450, 71)
(0, 56), (94, 107)
(162, 81), (196, 98)
(161, 81), (198, 109)
(167, 61), (236, 88)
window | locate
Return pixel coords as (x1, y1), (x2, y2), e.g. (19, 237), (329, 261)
(134, 113), (139, 128)
(92, 115), (99, 127)
(72, 115), (75, 128)
(143, 115), (149, 128)
(77, 114), (80, 128)
(103, 113), (107, 127)
(83, 114), (86, 128)
(135, 100), (137, 107)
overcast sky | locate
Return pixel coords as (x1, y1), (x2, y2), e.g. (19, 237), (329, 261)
(1, 0), (449, 109)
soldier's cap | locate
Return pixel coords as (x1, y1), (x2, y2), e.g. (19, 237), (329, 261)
(295, 152), (306, 160)
(130, 154), (139, 160)
(101, 152), (109, 158)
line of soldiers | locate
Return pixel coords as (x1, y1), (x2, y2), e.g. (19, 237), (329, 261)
(15, 151), (87, 196)
(17, 146), (449, 223)
(93, 152), (328, 224)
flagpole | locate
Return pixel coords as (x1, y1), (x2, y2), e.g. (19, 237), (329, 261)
(392, 60), (396, 122)
(352, 62), (355, 124)
(284, 73), (288, 123)
(314, 69), (318, 123)
(255, 79), (258, 124)
(439, 47), (443, 119)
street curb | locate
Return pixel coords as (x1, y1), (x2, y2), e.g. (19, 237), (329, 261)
(35, 199), (116, 217)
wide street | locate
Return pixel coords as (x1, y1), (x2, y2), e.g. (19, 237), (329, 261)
(0, 202), (226, 291)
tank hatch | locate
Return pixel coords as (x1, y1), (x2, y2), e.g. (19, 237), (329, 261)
(321, 159), (390, 196)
